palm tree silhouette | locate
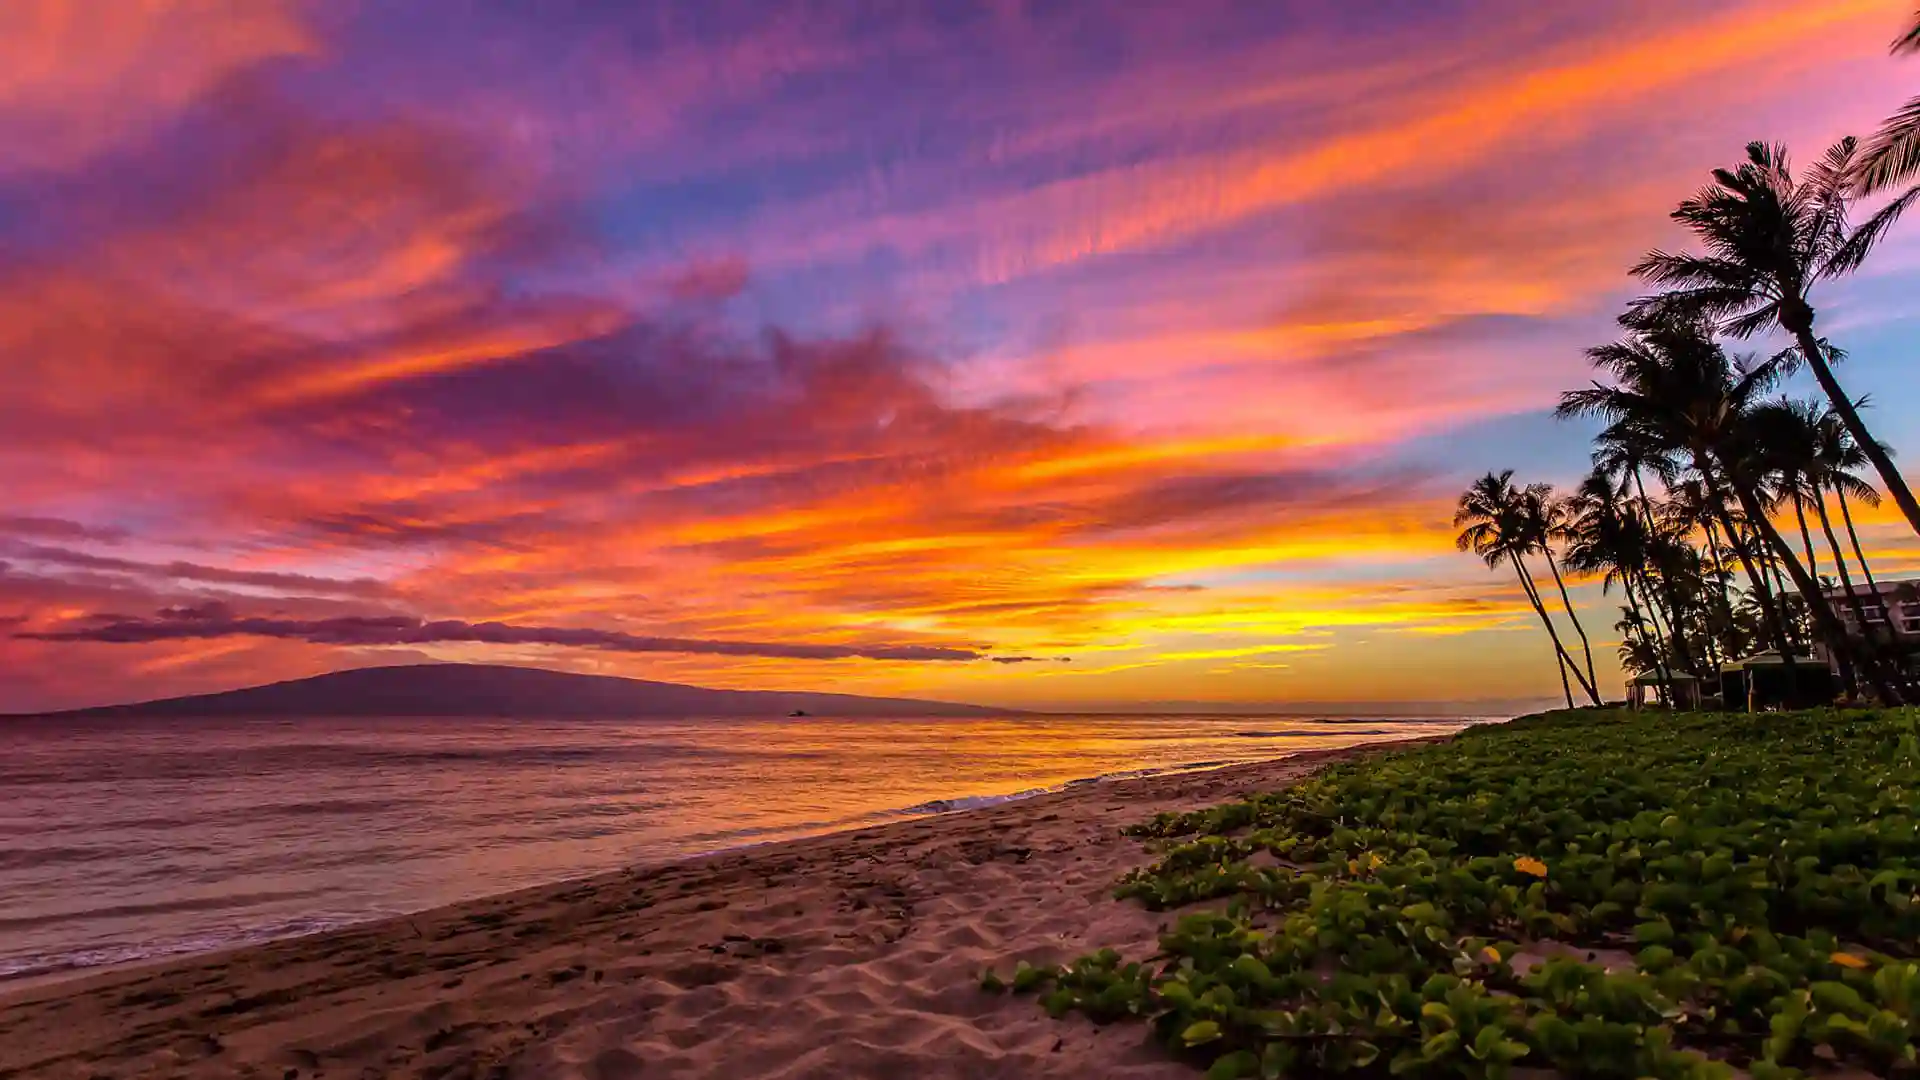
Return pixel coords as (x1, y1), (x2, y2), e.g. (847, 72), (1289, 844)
(1560, 471), (1672, 699)
(1746, 399), (1864, 695)
(1632, 140), (1920, 539)
(1809, 407), (1890, 599)
(1590, 425), (1701, 676)
(1522, 483), (1600, 698)
(1660, 477), (1744, 660)
(1454, 471), (1602, 707)
(1551, 312), (1897, 699)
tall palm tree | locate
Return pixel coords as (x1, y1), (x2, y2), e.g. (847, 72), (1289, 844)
(1747, 399), (1863, 695)
(1589, 431), (1701, 675)
(1558, 316), (1801, 668)
(1810, 408), (1904, 674)
(1523, 483), (1600, 697)
(1662, 477), (1743, 660)
(1632, 140), (1920, 538)
(1749, 401), (1829, 583)
(1812, 409), (1890, 597)
(1561, 472), (1672, 699)
(1455, 472), (1602, 707)
(1555, 311), (1903, 702)
(1856, 11), (1920, 193)
(1721, 391), (1905, 703)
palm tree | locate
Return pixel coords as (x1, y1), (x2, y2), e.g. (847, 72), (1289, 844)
(1558, 316), (1801, 668)
(1523, 483), (1600, 697)
(1455, 472), (1602, 707)
(1721, 390), (1906, 703)
(1555, 311), (1906, 702)
(1560, 472), (1672, 700)
(1662, 477), (1743, 661)
(1613, 609), (1664, 682)
(1810, 408), (1905, 674)
(1632, 140), (1920, 538)
(1747, 399), (1863, 695)
(1812, 409), (1890, 597)
(1749, 401), (1830, 583)
(1856, 11), (1920, 193)
(1589, 431), (1702, 676)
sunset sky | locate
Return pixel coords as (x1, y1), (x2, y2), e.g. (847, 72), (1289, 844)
(4, 0), (1920, 714)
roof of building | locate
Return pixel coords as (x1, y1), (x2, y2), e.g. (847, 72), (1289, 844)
(1720, 651), (1820, 670)
(1821, 577), (1920, 598)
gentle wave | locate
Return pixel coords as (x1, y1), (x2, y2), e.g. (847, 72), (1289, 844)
(0, 913), (371, 983)
(0, 755), (1258, 982)
(894, 787), (1054, 815)
(1230, 728), (1394, 737)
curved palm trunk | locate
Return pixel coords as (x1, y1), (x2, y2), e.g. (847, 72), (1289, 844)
(1514, 553), (1602, 706)
(1621, 571), (1674, 706)
(1815, 486), (1884, 691)
(1698, 460), (1796, 671)
(1632, 470), (1701, 677)
(1792, 326), (1920, 539)
(1731, 480), (1900, 704)
(1543, 548), (1600, 699)
(1766, 555), (1797, 646)
(1831, 490), (1912, 691)
(1837, 491), (1882, 594)
(1512, 552), (1575, 709)
(1794, 495), (1857, 696)
(1701, 516), (1741, 659)
(1792, 495), (1820, 583)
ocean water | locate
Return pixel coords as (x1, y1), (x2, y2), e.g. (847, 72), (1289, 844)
(0, 712), (1483, 985)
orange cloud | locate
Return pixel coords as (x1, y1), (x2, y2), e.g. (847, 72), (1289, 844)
(0, 0), (313, 174)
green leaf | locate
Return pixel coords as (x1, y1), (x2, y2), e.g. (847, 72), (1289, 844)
(1181, 1020), (1223, 1047)
(1206, 1051), (1257, 1080)
(1421, 1030), (1461, 1061)
(1230, 955), (1272, 985)
(1810, 980), (1870, 1017)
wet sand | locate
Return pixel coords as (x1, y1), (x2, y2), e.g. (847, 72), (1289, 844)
(0, 738), (1445, 1080)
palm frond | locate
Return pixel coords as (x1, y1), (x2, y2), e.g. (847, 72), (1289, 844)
(1826, 180), (1920, 276)
(1856, 95), (1920, 195)
(1556, 383), (1630, 421)
(1897, 10), (1920, 53)
(1629, 251), (1755, 290)
(1723, 301), (1785, 339)
(1829, 471), (1882, 505)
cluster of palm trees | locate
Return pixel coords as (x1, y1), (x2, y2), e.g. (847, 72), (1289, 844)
(1455, 15), (1920, 708)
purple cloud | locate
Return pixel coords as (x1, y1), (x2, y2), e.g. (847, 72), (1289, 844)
(0, 543), (391, 599)
(0, 517), (130, 544)
(23, 604), (987, 662)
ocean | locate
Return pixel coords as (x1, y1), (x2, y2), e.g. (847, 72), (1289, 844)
(0, 712), (1483, 986)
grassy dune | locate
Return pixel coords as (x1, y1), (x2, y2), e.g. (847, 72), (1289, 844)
(994, 708), (1920, 1078)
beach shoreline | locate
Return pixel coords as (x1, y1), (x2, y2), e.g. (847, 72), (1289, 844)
(0, 735), (1451, 1080)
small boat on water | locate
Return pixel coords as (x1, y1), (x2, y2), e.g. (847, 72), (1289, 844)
(787, 709), (810, 717)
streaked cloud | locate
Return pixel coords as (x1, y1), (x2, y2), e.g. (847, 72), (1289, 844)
(1, 0), (1917, 712)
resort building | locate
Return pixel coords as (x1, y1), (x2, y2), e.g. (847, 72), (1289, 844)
(1822, 577), (1920, 639)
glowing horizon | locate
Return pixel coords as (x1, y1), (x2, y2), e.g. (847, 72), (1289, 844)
(4, 0), (1920, 713)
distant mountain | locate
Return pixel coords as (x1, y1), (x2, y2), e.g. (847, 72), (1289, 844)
(16, 663), (1012, 719)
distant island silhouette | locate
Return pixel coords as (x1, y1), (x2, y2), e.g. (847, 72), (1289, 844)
(12, 663), (1011, 720)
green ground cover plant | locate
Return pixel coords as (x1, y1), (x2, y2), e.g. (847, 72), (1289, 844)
(987, 709), (1920, 1078)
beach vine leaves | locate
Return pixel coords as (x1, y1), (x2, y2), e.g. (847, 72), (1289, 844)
(989, 707), (1920, 1079)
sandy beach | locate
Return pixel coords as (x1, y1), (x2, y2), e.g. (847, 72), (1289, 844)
(0, 738), (1443, 1080)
